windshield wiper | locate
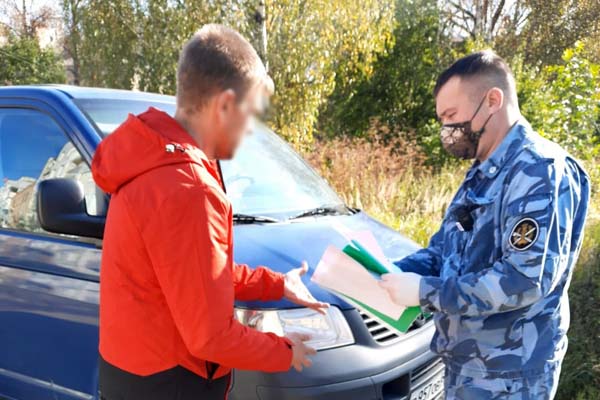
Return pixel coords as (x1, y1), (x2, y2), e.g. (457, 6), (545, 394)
(233, 213), (280, 224)
(288, 205), (351, 221)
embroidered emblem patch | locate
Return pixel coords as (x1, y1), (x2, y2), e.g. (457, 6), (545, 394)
(509, 217), (539, 251)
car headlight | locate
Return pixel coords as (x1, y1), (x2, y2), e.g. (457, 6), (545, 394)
(234, 306), (354, 351)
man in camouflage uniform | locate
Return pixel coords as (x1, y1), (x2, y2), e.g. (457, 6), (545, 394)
(379, 51), (590, 399)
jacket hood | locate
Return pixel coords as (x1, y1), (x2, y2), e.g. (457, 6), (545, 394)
(92, 107), (214, 193)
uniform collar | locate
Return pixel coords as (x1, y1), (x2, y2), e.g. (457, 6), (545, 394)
(475, 118), (531, 179)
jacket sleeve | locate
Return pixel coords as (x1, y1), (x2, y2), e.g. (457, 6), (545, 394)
(394, 227), (444, 277)
(137, 184), (293, 372)
(233, 263), (286, 301)
(419, 158), (589, 317)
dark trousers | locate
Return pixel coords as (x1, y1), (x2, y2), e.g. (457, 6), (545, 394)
(98, 355), (231, 400)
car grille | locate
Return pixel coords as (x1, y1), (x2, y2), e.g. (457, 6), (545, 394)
(358, 310), (432, 345)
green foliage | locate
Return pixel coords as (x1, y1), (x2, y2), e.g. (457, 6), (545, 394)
(266, 0), (395, 146)
(77, 0), (137, 89)
(517, 42), (600, 159)
(68, 0), (394, 147)
(320, 0), (446, 137)
(317, 0), (475, 167)
(0, 35), (66, 85)
(519, 0), (600, 66)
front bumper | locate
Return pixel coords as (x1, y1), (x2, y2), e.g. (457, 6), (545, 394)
(229, 309), (442, 400)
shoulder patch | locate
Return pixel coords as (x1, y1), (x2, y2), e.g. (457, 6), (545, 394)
(509, 217), (539, 251)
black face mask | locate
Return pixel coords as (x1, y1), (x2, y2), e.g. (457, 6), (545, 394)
(440, 94), (493, 159)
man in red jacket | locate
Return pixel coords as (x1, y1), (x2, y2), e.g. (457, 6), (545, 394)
(92, 24), (328, 400)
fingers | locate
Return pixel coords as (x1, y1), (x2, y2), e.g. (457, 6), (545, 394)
(297, 333), (312, 342)
(291, 342), (317, 372)
(296, 297), (330, 315)
(287, 332), (312, 343)
(298, 261), (309, 276)
(302, 357), (313, 369)
(380, 273), (392, 281)
(309, 301), (330, 315)
(305, 345), (317, 356)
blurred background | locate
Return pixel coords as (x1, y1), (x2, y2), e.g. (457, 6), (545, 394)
(0, 1), (598, 398)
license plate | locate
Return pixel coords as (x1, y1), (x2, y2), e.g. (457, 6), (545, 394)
(409, 369), (445, 400)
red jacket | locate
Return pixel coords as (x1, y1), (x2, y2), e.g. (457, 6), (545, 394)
(92, 107), (293, 379)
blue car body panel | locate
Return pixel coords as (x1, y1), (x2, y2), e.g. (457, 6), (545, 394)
(0, 85), (434, 400)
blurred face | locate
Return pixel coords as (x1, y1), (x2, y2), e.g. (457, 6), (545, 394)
(213, 84), (267, 160)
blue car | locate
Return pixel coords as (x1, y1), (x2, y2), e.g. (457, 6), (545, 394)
(0, 85), (443, 400)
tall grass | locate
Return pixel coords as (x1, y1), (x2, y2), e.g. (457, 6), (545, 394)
(306, 132), (600, 399)
(305, 123), (466, 245)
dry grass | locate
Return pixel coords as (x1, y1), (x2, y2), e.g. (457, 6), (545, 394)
(305, 121), (466, 245)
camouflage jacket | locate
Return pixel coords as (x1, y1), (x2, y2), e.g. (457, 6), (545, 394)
(395, 119), (591, 379)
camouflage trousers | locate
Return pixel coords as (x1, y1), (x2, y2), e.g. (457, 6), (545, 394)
(444, 365), (561, 400)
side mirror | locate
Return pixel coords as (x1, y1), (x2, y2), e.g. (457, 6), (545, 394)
(37, 178), (105, 239)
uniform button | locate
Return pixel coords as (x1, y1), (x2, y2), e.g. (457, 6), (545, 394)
(489, 166), (497, 174)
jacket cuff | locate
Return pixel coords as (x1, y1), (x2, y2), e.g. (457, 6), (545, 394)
(419, 276), (442, 314)
(274, 334), (294, 371)
(270, 271), (286, 300)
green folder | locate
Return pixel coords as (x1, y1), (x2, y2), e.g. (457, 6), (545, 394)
(342, 240), (422, 333)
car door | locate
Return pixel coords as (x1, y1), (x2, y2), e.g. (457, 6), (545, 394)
(0, 101), (102, 400)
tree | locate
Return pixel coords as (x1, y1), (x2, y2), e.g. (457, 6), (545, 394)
(441, 0), (530, 43)
(0, 0), (65, 85)
(0, 35), (66, 85)
(519, 0), (600, 66)
(61, 0), (83, 84)
(62, 0), (394, 146)
(264, 0), (394, 146)
(516, 42), (600, 159)
(318, 0), (459, 164)
(74, 0), (138, 89)
(0, 0), (57, 39)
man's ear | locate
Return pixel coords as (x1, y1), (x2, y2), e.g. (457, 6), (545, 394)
(214, 89), (236, 118)
(487, 87), (504, 113)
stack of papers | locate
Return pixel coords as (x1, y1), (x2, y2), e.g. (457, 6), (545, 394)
(311, 228), (422, 333)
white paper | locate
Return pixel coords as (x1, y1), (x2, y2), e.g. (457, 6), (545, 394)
(311, 245), (406, 319)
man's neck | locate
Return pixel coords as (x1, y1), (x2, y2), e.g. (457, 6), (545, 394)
(174, 109), (216, 159)
(477, 107), (521, 161)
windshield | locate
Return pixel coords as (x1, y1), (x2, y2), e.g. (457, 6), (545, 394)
(75, 97), (345, 219)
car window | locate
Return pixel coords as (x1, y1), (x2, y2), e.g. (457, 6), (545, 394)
(76, 97), (345, 219)
(0, 108), (98, 234)
(220, 128), (344, 218)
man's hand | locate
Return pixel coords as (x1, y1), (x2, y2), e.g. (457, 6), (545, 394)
(286, 332), (317, 372)
(284, 262), (330, 315)
(379, 272), (423, 306)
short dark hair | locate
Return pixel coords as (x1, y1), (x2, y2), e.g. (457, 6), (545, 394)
(176, 24), (273, 112)
(433, 50), (516, 102)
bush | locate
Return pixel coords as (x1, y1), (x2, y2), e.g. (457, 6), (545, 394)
(319, 0), (456, 151)
(0, 35), (65, 85)
(516, 42), (600, 159)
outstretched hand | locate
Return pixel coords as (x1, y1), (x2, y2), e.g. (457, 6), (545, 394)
(284, 262), (330, 315)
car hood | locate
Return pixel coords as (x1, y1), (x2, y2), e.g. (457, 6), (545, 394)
(233, 211), (421, 310)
